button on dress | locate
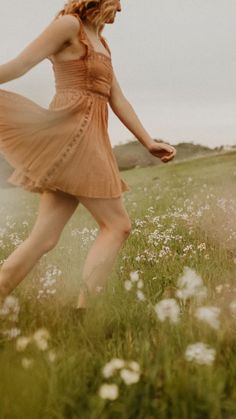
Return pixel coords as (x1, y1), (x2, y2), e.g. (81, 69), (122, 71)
(0, 15), (130, 198)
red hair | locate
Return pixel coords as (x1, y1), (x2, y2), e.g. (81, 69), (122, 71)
(55, 1), (116, 34)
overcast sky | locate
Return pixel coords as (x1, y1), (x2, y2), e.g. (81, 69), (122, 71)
(1, 0), (236, 148)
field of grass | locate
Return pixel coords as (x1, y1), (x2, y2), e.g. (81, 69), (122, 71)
(0, 151), (235, 419)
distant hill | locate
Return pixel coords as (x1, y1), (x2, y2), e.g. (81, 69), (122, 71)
(0, 139), (234, 188)
(112, 139), (233, 171)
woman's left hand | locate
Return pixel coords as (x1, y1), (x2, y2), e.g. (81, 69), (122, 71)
(147, 141), (177, 163)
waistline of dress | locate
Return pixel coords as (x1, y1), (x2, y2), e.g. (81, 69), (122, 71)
(55, 88), (109, 102)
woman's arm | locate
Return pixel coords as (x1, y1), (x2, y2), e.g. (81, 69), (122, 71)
(109, 71), (154, 149)
(0, 14), (80, 84)
(109, 71), (176, 162)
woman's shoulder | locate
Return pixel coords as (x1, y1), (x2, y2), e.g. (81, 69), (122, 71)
(52, 14), (81, 32)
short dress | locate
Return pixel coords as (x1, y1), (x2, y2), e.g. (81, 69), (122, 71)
(0, 14), (130, 199)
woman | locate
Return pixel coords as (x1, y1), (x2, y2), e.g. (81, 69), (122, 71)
(0, 0), (176, 316)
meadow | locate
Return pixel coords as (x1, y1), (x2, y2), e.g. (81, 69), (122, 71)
(0, 151), (235, 419)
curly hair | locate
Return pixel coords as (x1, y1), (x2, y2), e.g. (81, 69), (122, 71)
(55, 0), (116, 34)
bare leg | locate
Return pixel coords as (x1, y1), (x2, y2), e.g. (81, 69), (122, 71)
(0, 190), (79, 299)
(76, 196), (132, 308)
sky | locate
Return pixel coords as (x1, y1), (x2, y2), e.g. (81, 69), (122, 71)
(1, 0), (236, 149)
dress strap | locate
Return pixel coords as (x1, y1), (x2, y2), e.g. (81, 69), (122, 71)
(100, 36), (111, 57)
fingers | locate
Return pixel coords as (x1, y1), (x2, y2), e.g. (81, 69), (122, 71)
(161, 146), (176, 162)
(149, 142), (177, 162)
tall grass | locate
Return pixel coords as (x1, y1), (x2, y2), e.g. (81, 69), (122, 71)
(0, 151), (235, 419)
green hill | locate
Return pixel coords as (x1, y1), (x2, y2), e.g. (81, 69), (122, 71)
(113, 139), (232, 170)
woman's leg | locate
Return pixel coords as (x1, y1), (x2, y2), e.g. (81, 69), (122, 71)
(0, 190), (79, 300)
(76, 195), (132, 308)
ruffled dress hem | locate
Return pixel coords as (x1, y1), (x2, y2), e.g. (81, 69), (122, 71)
(7, 169), (130, 199)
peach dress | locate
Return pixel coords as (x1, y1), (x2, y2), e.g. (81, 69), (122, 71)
(0, 15), (130, 198)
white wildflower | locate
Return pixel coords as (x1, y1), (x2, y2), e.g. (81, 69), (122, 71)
(120, 368), (140, 385)
(154, 298), (180, 323)
(215, 285), (223, 294)
(102, 358), (125, 378)
(176, 267), (207, 302)
(22, 357), (34, 369)
(185, 342), (216, 365)
(127, 361), (140, 372)
(137, 279), (144, 289)
(194, 306), (221, 330)
(33, 328), (50, 351)
(48, 350), (57, 363)
(229, 300), (236, 316)
(129, 271), (139, 282)
(0, 295), (20, 321)
(35, 338), (49, 351)
(124, 280), (133, 291)
(16, 336), (31, 351)
(33, 328), (50, 342)
(136, 290), (146, 301)
(98, 383), (119, 400)
(197, 243), (206, 251)
(2, 327), (21, 340)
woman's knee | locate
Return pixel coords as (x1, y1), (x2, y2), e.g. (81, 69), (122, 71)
(121, 221), (132, 237)
(28, 231), (61, 254)
(30, 190), (79, 253)
(105, 220), (132, 240)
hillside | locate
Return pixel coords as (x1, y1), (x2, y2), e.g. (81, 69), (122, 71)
(112, 139), (232, 170)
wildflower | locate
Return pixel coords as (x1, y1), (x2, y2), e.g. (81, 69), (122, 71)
(127, 361), (140, 372)
(194, 306), (221, 330)
(47, 350), (57, 363)
(35, 338), (49, 351)
(159, 246), (171, 258)
(136, 290), (145, 301)
(129, 271), (139, 282)
(98, 383), (119, 400)
(120, 368), (140, 385)
(154, 298), (180, 324)
(137, 279), (144, 289)
(32, 328), (50, 351)
(102, 358), (125, 378)
(0, 295), (20, 321)
(184, 342), (216, 365)
(197, 243), (206, 251)
(215, 285), (223, 294)
(33, 328), (50, 341)
(229, 300), (236, 316)
(16, 336), (31, 351)
(124, 280), (132, 291)
(2, 328), (21, 340)
(176, 267), (207, 302)
(22, 357), (34, 369)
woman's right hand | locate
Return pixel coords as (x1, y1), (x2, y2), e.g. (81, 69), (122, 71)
(147, 141), (177, 163)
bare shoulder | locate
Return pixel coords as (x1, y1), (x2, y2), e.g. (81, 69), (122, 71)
(52, 14), (80, 33)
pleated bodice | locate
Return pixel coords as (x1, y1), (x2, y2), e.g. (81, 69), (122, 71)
(52, 54), (113, 100)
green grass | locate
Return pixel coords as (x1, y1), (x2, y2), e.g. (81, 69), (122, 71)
(0, 151), (235, 419)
